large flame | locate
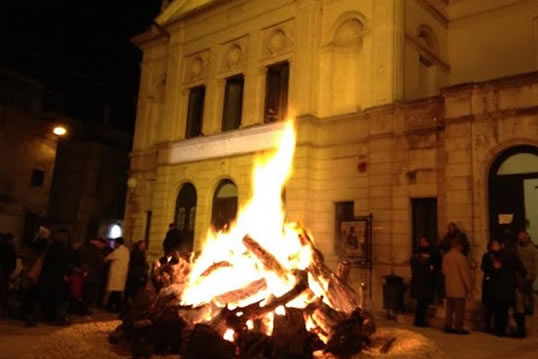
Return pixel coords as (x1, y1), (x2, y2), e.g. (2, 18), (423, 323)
(178, 120), (338, 341)
(181, 121), (310, 306)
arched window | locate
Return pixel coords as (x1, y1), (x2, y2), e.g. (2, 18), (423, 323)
(211, 179), (238, 231)
(175, 183), (197, 252)
(325, 16), (365, 114)
(489, 146), (538, 244)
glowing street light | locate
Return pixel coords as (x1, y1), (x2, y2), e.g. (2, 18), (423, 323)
(53, 126), (67, 136)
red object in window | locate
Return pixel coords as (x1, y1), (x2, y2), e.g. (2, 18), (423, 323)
(358, 161), (368, 173)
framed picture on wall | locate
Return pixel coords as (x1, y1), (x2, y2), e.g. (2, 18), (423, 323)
(339, 215), (372, 267)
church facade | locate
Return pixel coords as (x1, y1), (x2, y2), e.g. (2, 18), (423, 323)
(126, 0), (538, 309)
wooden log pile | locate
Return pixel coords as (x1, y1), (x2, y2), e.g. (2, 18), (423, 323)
(109, 232), (377, 359)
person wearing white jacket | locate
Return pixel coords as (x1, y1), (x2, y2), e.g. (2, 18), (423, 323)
(103, 237), (130, 312)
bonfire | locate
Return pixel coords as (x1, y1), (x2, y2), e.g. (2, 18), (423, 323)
(110, 121), (376, 359)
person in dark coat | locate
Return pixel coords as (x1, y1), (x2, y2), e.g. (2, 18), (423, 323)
(37, 229), (71, 325)
(20, 236), (48, 327)
(491, 241), (527, 337)
(125, 241), (149, 305)
(410, 237), (441, 327)
(0, 233), (17, 318)
(440, 222), (470, 256)
(480, 239), (501, 333)
(66, 240), (85, 314)
(163, 223), (181, 256)
(80, 238), (107, 315)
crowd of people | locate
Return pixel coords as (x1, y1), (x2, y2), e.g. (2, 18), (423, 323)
(0, 228), (149, 327)
(410, 222), (537, 338)
(2, 221), (536, 340)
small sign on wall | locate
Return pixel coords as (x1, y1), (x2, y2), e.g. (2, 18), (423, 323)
(339, 215), (373, 267)
(498, 214), (514, 225)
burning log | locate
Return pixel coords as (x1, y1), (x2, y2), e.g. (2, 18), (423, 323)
(214, 278), (267, 306)
(209, 270), (309, 334)
(200, 260), (232, 277)
(308, 301), (346, 336)
(243, 235), (288, 279)
(240, 270), (308, 320)
(302, 235), (361, 315)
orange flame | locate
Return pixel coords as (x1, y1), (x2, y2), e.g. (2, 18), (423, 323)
(179, 120), (337, 341)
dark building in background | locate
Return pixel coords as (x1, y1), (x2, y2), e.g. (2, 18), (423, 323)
(47, 120), (131, 244)
(0, 67), (67, 244)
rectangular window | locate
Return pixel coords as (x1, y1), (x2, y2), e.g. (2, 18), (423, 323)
(30, 169), (45, 187)
(411, 198), (438, 251)
(186, 86), (205, 138)
(222, 75), (244, 131)
(264, 62), (289, 123)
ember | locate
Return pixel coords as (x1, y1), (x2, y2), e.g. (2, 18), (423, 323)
(110, 121), (376, 359)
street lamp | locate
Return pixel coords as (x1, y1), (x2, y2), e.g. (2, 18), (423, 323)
(53, 126), (67, 136)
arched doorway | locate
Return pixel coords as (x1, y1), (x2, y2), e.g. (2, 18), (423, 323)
(489, 145), (538, 245)
(211, 179), (238, 231)
(175, 183), (197, 252)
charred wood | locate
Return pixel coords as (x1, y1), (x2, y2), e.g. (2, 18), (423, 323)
(237, 331), (275, 359)
(379, 337), (397, 355)
(183, 324), (236, 359)
(324, 309), (372, 359)
(272, 308), (312, 359)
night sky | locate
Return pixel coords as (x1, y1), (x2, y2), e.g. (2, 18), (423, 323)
(1, 0), (163, 133)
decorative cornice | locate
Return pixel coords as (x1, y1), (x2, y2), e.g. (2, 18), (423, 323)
(160, 121), (289, 164)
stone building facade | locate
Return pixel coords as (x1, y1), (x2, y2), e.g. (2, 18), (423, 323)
(127, 0), (538, 310)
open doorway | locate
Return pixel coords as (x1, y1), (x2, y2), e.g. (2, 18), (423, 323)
(489, 145), (538, 245)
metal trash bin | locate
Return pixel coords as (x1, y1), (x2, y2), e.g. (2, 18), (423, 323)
(382, 274), (406, 312)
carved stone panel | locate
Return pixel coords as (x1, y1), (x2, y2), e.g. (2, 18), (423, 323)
(183, 49), (209, 84)
(219, 36), (248, 74)
(260, 19), (294, 60)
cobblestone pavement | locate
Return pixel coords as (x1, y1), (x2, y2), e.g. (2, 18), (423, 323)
(0, 311), (117, 359)
(377, 318), (538, 359)
(1, 314), (537, 359)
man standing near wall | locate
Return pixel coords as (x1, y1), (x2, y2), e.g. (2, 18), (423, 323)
(441, 223), (470, 257)
(443, 238), (472, 335)
(163, 223), (181, 256)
